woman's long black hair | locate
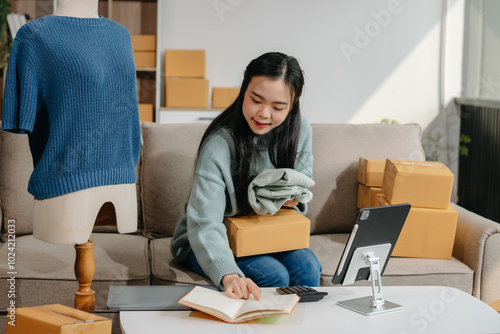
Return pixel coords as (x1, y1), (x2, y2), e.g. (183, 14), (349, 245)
(196, 52), (305, 214)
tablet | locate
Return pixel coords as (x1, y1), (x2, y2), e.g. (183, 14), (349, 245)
(107, 285), (217, 311)
(332, 203), (411, 285)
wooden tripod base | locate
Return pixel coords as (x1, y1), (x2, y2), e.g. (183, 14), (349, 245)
(74, 241), (96, 313)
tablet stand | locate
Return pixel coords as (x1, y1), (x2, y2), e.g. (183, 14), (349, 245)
(337, 244), (402, 316)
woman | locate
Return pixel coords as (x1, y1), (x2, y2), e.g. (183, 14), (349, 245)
(170, 52), (321, 300)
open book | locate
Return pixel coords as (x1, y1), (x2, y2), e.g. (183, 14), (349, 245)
(178, 286), (300, 323)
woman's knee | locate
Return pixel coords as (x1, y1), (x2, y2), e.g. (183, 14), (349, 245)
(265, 267), (290, 287)
(237, 256), (290, 287)
(280, 249), (322, 286)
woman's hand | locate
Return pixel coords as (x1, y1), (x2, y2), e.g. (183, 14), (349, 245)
(222, 274), (261, 300)
(283, 200), (299, 207)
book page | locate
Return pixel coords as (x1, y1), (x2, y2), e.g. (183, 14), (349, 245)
(235, 294), (299, 319)
(179, 286), (245, 320)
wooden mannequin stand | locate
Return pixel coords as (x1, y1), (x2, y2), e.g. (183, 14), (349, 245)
(74, 241), (96, 312)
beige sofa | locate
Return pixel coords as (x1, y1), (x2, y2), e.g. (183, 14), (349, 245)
(1, 121), (499, 330)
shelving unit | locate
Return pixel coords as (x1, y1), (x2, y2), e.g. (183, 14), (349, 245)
(101, 0), (158, 120)
(155, 0), (223, 124)
(157, 108), (222, 124)
(7, 0), (223, 124)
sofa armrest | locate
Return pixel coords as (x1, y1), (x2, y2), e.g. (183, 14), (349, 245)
(451, 203), (500, 303)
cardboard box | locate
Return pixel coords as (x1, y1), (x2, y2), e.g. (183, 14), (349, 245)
(6, 304), (111, 334)
(138, 103), (154, 122)
(377, 194), (458, 259)
(357, 158), (386, 187)
(165, 78), (208, 108)
(131, 35), (156, 51)
(133, 51), (156, 68)
(223, 209), (310, 257)
(165, 49), (205, 78)
(357, 184), (382, 209)
(489, 299), (500, 313)
(382, 159), (454, 209)
(212, 87), (240, 109)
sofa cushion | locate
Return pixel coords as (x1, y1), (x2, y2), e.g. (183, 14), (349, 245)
(308, 123), (426, 234)
(140, 122), (208, 238)
(309, 234), (474, 293)
(0, 130), (143, 241)
(150, 237), (213, 285)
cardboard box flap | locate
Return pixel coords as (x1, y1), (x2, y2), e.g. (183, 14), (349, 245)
(18, 304), (106, 326)
(45, 304), (105, 324)
(388, 159), (454, 177)
(357, 158), (386, 186)
(226, 209), (304, 229)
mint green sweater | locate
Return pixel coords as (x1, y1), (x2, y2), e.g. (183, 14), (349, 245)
(170, 116), (313, 288)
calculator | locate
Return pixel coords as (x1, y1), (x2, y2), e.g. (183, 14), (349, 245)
(276, 286), (328, 302)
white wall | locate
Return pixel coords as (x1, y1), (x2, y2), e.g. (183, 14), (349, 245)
(158, 0), (463, 127)
(463, 0), (500, 99)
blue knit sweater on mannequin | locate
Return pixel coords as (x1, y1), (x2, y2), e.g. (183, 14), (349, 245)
(1, 15), (141, 199)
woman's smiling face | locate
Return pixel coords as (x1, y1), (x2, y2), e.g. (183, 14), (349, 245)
(242, 76), (293, 135)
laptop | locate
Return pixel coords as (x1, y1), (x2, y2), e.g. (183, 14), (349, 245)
(107, 285), (217, 311)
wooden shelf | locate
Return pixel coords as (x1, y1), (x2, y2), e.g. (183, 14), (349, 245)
(136, 67), (156, 72)
(159, 107), (224, 112)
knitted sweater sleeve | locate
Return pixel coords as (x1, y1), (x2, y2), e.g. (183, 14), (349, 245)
(2, 26), (41, 134)
(296, 116), (314, 177)
(294, 117), (314, 213)
(185, 133), (244, 288)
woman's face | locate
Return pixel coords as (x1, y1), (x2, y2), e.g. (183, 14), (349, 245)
(242, 76), (293, 135)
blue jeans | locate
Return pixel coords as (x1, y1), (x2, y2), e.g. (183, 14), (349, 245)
(184, 248), (322, 287)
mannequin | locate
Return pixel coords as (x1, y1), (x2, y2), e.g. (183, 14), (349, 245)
(32, 1), (138, 244)
(54, 0), (99, 18)
(2, 0), (141, 312)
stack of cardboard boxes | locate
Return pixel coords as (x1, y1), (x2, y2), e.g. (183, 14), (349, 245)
(357, 158), (458, 259)
(131, 35), (156, 122)
(357, 158), (385, 209)
(131, 35), (156, 68)
(164, 50), (208, 108)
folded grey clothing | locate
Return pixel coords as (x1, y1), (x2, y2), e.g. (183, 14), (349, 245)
(248, 168), (315, 215)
